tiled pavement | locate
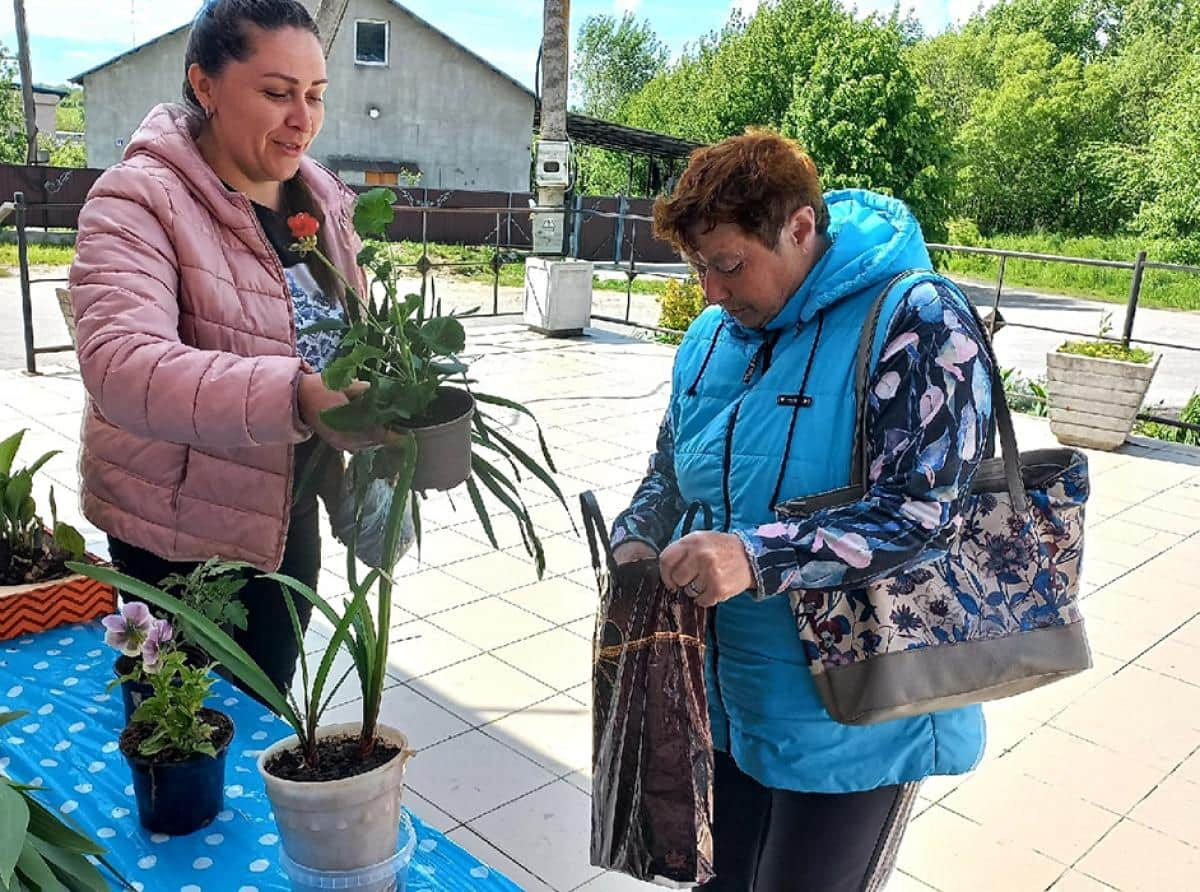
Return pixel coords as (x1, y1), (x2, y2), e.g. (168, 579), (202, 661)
(2, 319), (1198, 891)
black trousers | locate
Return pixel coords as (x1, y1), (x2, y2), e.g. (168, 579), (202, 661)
(699, 751), (920, 892)
(106, 443), (323, 706)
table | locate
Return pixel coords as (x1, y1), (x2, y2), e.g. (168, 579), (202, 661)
(0, 623), (523, 891)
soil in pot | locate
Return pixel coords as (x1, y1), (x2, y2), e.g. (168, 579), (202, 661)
(120, 708), (234, 836)
(0, 535), (72, 586)
(265, 734), (402, 782)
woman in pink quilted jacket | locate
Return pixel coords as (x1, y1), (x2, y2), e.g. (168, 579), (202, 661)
(69, 0), (383, 698)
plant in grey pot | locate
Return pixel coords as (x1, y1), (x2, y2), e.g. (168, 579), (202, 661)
(1046, 314), (1160, 451)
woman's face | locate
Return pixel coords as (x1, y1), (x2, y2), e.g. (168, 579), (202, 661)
(188, 25), (327, 194)
(685, 207), (820, 330)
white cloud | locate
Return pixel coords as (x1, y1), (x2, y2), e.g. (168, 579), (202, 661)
(0, 0), (198, 46)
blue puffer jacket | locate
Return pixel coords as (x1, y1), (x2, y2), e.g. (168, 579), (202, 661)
(668, 190), (986, 792)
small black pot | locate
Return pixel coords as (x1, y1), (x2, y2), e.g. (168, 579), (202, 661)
(120, 708), (234, 836)
(407, 386), (475, 491)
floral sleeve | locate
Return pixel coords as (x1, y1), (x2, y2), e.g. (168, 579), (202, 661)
(736, 280), (994, 599)
(611, 409), (688, 553)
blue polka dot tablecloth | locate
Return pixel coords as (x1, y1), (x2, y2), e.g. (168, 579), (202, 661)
(0, 623), (524, 891)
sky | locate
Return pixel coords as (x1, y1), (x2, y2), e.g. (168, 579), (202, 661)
(0, 0), (989, 91)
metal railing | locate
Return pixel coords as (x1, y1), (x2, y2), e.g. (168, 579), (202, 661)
(12, 194), (1200, 437)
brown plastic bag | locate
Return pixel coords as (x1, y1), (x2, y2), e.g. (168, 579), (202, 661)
(581, 492), (715, 887)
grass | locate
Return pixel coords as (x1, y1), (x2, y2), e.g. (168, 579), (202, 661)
(0, 242), (77, 267)
(934, 225), (1200, 312)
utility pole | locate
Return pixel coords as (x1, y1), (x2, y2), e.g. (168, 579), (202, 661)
(532, 0), (570, 255)
(12, 0), (37, 164)
(314, 0), (352, 58)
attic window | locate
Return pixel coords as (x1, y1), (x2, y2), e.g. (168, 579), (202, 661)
(355, 20), (388, 66)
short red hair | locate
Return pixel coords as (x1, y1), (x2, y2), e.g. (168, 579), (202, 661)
(653, 130), (828, 253)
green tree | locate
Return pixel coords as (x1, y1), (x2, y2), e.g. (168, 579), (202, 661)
(55, 86), (84, 133)
(953, 32), (1123, 233)
(571, 13), (668, 119)
(783, 16), (955, 237)
(1136, 55), (1200, 257)
(0, 43), (26, 163)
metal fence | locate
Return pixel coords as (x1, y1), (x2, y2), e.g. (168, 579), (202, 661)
(11, 189), (1200, 435)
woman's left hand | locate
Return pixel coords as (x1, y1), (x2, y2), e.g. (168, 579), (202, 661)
(659, 532), (754, 608)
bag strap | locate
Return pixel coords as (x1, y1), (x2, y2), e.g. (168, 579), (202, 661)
(851, 270), (1028, 512)
(681, 501), (713, 536)
(579, 491), (614, 574)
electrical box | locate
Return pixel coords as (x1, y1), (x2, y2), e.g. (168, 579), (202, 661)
(524, 257), (593, 337)
(535, 140), (571, 188)
(532, 210), (565, 255)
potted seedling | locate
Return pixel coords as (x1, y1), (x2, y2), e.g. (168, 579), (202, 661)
(0, 429), (115, 641)
(111, 558), (249, 722)
(101, 605), (234, 836)
(70, 185), (572, 883)
(1046, 313), (1160, 450)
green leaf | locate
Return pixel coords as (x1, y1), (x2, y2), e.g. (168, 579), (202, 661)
(65, 563), (300, 731)
(419, 317), (466, 356)
(52, 522), (85, 560)
(0, 430), (24, 477)
(353, 188), (397, 237)
(0, 783), (30, 887)
(475, 421), (572, 524)
(319, 398), (376, 433)
(4, 473), (31, 519)
(16, 839), (66, 892)
(299, 319), (349, 337)
(321, 353), (361, 392)
(465, 477), (498, 550)
(474, 394), (557, 471)
(22, 795), (105, 856)
(22, 451), (59, 480)
(471, 455), (546, 578)
(28, 839), (111, 892)
(0, 711), (27, 731)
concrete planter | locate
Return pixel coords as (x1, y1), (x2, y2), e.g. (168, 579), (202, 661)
(1046, 351), (1160, 450)
(257, 723), (414, 882)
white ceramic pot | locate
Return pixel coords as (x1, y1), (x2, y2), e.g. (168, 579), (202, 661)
(1046, 351), (1160, 451)
(257, 723), (414, 874)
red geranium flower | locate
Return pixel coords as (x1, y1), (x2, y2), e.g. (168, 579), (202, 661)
(287, 212), (320, 240)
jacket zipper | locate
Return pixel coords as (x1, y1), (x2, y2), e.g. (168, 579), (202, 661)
(711, 396), (743, 746)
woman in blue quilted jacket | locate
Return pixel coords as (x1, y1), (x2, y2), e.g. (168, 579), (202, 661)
(612, 131), (995, 891)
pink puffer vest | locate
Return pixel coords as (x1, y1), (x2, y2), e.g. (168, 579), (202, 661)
(69, 104), (362, 571)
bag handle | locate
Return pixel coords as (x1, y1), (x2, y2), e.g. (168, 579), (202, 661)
(851, 270), (1028, 512)
(580, 490), (614, 574)
(681, 501), (713, 536)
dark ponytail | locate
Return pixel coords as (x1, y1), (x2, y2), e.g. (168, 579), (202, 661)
(182, 0), (320, 120)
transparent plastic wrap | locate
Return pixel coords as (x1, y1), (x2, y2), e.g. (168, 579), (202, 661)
(581, 492), (714, 888)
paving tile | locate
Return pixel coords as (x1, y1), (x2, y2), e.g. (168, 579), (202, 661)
(391, 566), (489, 618)
(575, 869), (667, 891)
(1050, 665), (1200, 770)
(1001, 726), (1165, 814)
(426, 597), (553, 652)
(1076, 819), (1200, 892)
(319, 684), (470, 752)
(469, 780), (603, 891)
(406, 730), (556, 823)
(941, 759), (1121, 864)
(493, 628), (594, 692)
(404, 788), (459, 834)
(501, 576), (599, 625)
(482, 694), (592, 776)
(1128, 773), (1200, 846)
(897, 805), (1064, 892)
(442, 550), (544, 593)
(413, 654), (557, 725)
(1048, 870), (1121, 891)
(385, 619), (483, 682)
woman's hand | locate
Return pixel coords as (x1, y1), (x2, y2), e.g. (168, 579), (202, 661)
(659, 532), (754, 608)
(298, 374), (392, 453)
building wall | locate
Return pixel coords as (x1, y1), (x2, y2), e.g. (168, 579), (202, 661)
(80, 29), (189, 169)
(79, 0), (534, 191)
